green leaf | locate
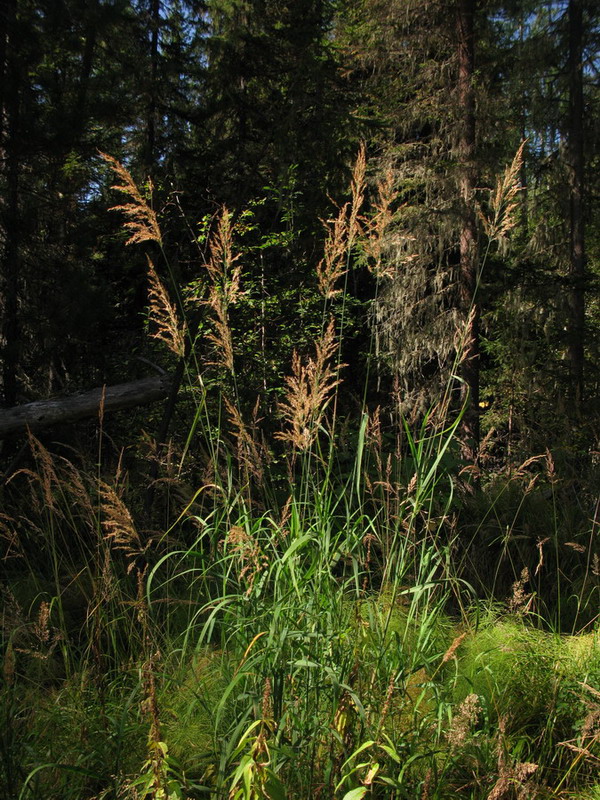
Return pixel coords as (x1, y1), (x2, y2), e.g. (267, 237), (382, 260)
(265, 770), (287, 800)
(341, 788), (368, 800)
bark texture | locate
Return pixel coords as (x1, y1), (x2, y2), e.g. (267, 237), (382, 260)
(567, 0), (585, 404)
(0, 376), (170, 438)
(456, 0), (480, 457)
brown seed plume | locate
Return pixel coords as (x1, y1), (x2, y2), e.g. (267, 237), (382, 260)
(276, 319), (343, 451)
(101, 152), (162, 246)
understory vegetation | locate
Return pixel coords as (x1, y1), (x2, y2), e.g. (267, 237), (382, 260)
(1, 153), (599, 800)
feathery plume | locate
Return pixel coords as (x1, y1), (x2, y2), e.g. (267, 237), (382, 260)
(226, 525), (268, 597)
(316, 145), (367, 298)
(363, 170), (396, 278)
(348, 142), (367, 245)
(101, 152), (162, 246)
(200, 208), (242, 373)
(442, 632), (467, 664)
(205, 208), (241, 302)
(147, 256), (186, 356)
(276, 319), (344, 451)
(100, 482), (145, 572)
(225, 397), (265, 483)
(206, 290), (234, 373)
(317, 209), (350, 298)
(447, 693), (480, 750)
(478, 141), (526, 243)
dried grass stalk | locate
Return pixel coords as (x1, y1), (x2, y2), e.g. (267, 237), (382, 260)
(363, 170), (396, 278)
(225, 397), (265, 483)
(100, 482), (145, 572)
(200, 208), (242, 373)
(101, 152), (162, 246)
(478, 141), (526, 243)
(276, 319), (343, 451)
(147, 256), (185, 356)
(317, 144), (367, 298)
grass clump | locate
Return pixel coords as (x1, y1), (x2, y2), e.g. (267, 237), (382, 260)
(1, 148), (599, 800)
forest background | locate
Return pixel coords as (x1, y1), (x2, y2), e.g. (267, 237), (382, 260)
(1, 1), (600, 799)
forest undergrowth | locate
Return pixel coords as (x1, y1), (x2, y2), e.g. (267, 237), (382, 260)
(1, 150), (599, 800)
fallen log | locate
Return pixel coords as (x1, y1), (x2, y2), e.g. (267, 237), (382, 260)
(0, 375), (171, 438)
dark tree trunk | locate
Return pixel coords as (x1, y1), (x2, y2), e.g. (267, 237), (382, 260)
(566, 0), (585, 405)
(71, 4), (98, 147)
(456, 0), (479, 458)
(0, 376), (171, 438)
(1, 0), (21, 407)
(144, 0), (161, 175)
(0, 0), (9, 147)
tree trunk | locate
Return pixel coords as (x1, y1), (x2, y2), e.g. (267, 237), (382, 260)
(144, 0), (160, 175)
(1, 0), (21, 407)
(566, 0), (585, 405)
(456, 0), (479, 459)
(71, 3), (98, 147)
(0, 376), (171, 438)
(0, 0), (9, 148)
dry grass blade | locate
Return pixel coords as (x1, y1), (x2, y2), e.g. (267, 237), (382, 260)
(478, 141), (526, 243)
(349, 141), (367, 244)
(363, 170), (396, 278)
(147, 256), (186, 356)
(317, 210), (349, 298)
(101, 151), (162, 246)
(225, 397), (265, 482)
(442, 632), (467, 664)
(316, 145), (367, 298)
(100, 482), (145, 572)
(276, 319), (344, 451)
(201, 208), (242, 373)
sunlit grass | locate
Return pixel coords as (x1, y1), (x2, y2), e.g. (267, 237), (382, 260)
(1, 148), (598, 800)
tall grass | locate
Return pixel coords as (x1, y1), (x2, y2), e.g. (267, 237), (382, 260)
(0, 147), (598, 800)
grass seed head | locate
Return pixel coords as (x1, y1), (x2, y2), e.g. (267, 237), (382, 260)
(201, 208), (242, 373)
(442, 632), (467, 664)
(478, 141), (526, 244)
(100, 482), (145, 571)
(101, 152), (162, 246)
(147, 257), (186, 356)
(276, 319), (343, 451)
(317, 144), (367, 297)
(448, 692), (480, 750)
